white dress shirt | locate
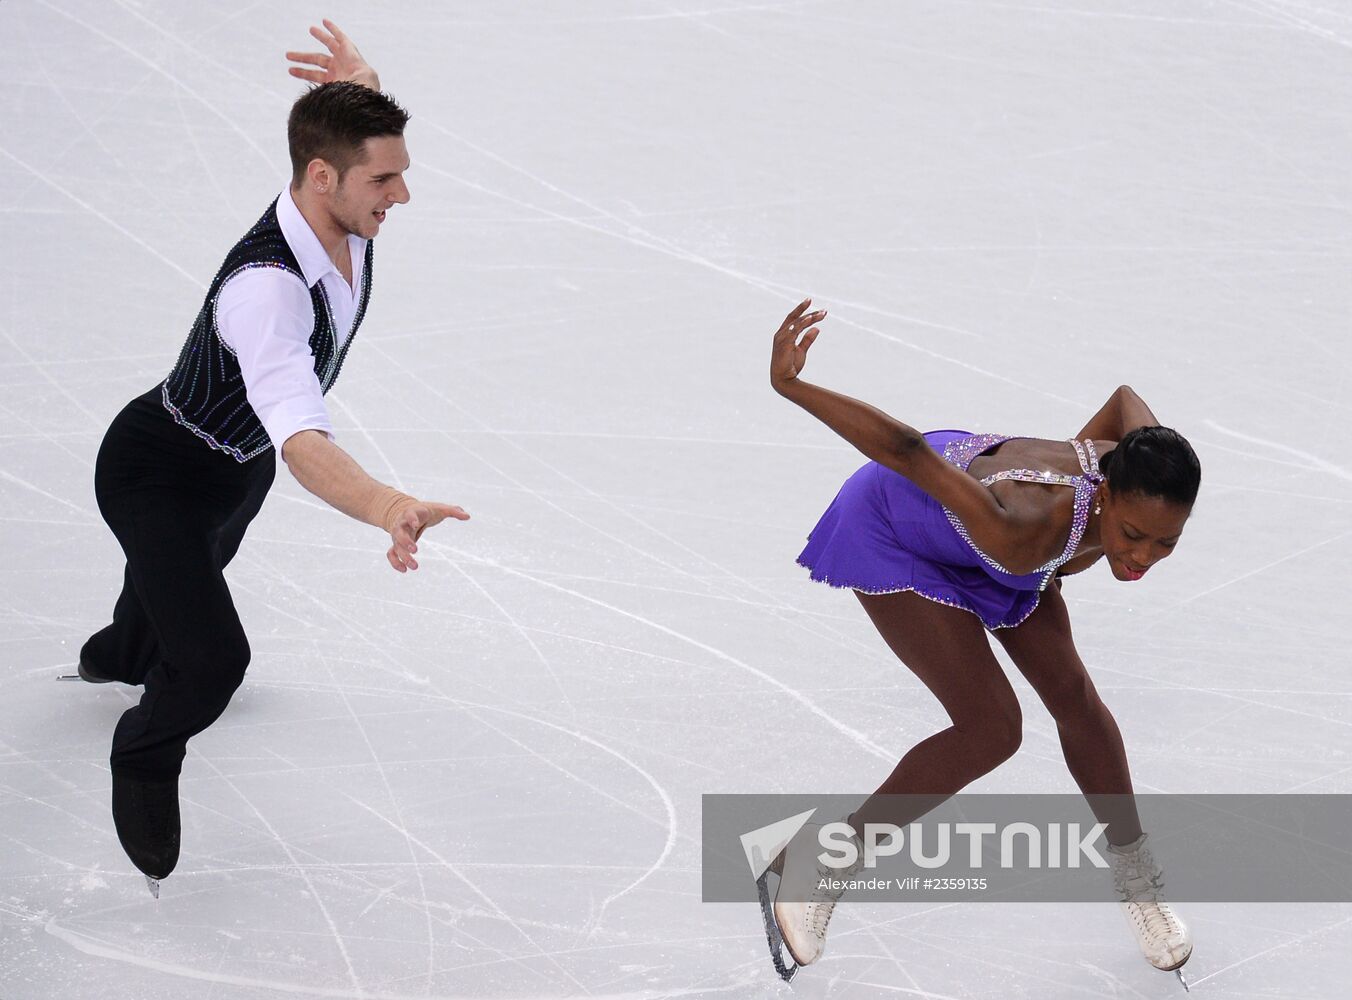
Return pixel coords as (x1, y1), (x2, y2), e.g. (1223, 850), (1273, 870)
(216, 186), (369, 454)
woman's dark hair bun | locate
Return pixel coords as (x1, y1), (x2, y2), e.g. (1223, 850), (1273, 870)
(1099, 426), (1200, 506)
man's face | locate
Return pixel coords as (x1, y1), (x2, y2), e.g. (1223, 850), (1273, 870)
(331, 134), (411, 239)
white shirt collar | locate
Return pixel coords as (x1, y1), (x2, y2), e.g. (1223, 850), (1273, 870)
(276, 186), (366, 291)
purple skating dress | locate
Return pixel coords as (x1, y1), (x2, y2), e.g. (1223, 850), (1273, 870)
(796, 430), (1104, 630)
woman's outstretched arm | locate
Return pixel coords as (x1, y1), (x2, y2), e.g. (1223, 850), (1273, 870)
(769, 300), (923, 464)
(1076, 385), (1160, 442)
(771, 300), (1047, 573)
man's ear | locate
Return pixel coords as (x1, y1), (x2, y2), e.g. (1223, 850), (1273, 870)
(305, 158), (335, 194)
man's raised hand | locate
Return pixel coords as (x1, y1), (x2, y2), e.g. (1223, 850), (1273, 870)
(286, 19), (380, 91)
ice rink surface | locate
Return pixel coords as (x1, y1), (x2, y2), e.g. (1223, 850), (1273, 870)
(3, 1), (1351, 996)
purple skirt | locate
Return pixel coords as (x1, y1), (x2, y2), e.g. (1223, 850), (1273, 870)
(796, 429), (1047, 630)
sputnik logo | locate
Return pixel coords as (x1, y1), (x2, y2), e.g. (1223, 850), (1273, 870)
(739, 808), (818, 880)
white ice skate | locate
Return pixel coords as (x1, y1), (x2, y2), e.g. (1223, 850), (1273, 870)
(1109, 834), (1192, 990)
(756, 823), (863, 979)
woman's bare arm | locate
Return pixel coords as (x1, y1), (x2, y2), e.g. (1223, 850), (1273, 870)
(770, 300), (1047, 573)
(1076, 385), (1160, 442)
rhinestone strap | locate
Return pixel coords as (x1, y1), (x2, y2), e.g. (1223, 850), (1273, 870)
(1070, 437), (1104, 482)
(940, 434), (1101, 584)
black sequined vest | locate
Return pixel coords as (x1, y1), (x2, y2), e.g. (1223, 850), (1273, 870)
(160, 198), (374, 462)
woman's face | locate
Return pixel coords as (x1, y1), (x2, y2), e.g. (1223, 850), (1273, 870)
(1099, 488), (1192, 582)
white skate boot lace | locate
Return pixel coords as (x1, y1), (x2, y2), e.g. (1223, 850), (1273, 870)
(1112, 845), (1184, 942)
(805, 850), (861, 940)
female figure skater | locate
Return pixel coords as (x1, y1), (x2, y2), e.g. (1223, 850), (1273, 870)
(762, 299), (1200, 986)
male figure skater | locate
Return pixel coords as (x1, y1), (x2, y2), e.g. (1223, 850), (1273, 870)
(75, 21), (466, 893)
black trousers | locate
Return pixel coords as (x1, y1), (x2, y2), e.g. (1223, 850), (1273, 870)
(81, 387), (275, 781)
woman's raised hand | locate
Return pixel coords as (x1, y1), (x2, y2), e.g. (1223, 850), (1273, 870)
(771, 298), (827, 391)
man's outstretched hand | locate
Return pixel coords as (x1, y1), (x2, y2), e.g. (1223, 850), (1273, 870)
(387, 502), (471, 573)
(286, 19), (380, 90)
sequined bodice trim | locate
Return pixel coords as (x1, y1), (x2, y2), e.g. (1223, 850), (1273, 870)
(940, 433), (1104, 587)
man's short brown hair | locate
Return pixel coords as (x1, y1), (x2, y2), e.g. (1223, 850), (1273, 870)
(287, 81), (410, 185)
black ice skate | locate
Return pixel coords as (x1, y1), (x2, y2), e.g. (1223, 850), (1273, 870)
(112, 774), (180, 898)
(56, 659), (115, 683)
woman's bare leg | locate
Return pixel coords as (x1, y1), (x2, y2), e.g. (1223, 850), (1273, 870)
(992, 583), (1143, 846)
(848, 590), (1024, 832)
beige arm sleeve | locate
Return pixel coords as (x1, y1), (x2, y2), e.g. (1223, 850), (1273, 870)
(280, 428), (421, 534)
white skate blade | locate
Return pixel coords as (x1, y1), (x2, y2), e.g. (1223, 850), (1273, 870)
(145, 876), (160, 899)
(1177, 968), (1190, 992)
(755, 870), (798, 983)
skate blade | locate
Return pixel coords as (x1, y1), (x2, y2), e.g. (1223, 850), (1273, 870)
(1176, 968), (1190, 992)
(755, 871), (798, 983)
(56, 665), (114, 683)
(145, 875), (160, 899)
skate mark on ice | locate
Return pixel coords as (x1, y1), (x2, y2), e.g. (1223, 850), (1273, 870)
(231, 550), (452, 991)
(0, 467), (99, 520)
(193, 755), (366, 996)
(0, 327), (114, 433)
(232, 539), (471, 691)
(1203, 482), (1352, 506)
(338, 791), (593, 993)
(328, 396), (405, 498)
(1237, 0), (1352, 51)
(859, 923), (1146, 999)
(1186, 910), (1352, 988)
(255, 746), (527, 981)
(444, 697), (679, 930)
(246, 673), (721, 778)
(827, 979), (966, 999)
(360, 338), (752, 591)
(362, 339), (885, 659)
(13, 7), (166, 220)
(106, 0), (278, 100)
(246, 576), (711, 673)
(1283, 757), (1352, 793)
(446, 549), (897, 762)
(413, 150), (1072, 404)
(859, 919), (948, 998)
(314, 644), (441, 993)
(45, 914), (757, 1000)
(1204, 418), (1352, 484)
(1164, 529), (1352, 610)
(0, 398), (95, 474)
(91, 509), (866, 644)
(0, 145), (205, 290)
(31, 1), (278, 173)
(445, 558), (578, 718)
